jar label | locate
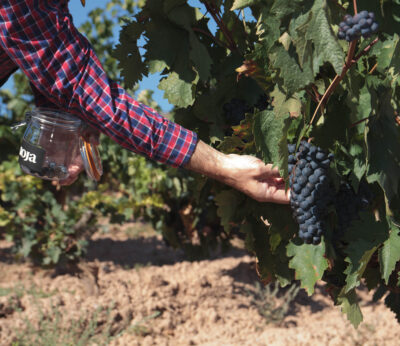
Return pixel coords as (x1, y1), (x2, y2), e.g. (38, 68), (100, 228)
(19, 140), (45, 173)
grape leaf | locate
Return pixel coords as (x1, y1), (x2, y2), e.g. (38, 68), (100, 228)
(253, 87), (301, 175)
(214, 190), (245, 232)
(231, 0), (258, 10)
(158, 72), (196, 108)
(385, 292), (400, 323)
(304, 0), (344, 76)
(243, 217), (276, 282)
(272, 0), (345, 93)
(163, 0), (186, 13)
(379, 221), (400, 284)
(374, 34), (400, 86)
(366, 87), (400, 203)
(344, 246), (378, 294)
(343, 212), (388, 293)
(337, 289), (363, 328)
(145, 18), (181, 71)
(189, 33), (212, 81)
(270, 0), (305, 21)
(270, 44), (314, 94)
(287, 240), (328, 295)
(113, 22), (147, 88)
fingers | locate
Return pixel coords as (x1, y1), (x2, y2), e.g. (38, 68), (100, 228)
(258, 163), (281, 179)
(268, 188), (291, 204)
(58, 164), (82, 186)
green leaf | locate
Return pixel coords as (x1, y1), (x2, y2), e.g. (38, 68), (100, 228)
(113, 22), (147, 87)
(270, 44), (314, 94)
(385, 292), (400, 323)
(366, 87), (400, 202)
(214, 190), (245, 232)
(379, 221), (400, 284)
(304, 0), (344, 75)
(343, 212), (388, 293)
(271, 0), (345, 92)
(270, 0), (304, 21)
(189, 33), (212, 81)
(231, 0), (258, 11)
(145, 18), (185, 72)
(374, 34), (400, 84)
(337, 289), (363, 328)
(287, 240), (328, 295)
(158, 72), (196, 108)
(242, 218), (275, 282)
(253, 87), (301, 175)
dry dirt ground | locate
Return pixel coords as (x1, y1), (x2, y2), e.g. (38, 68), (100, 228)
(1, 222), (400, 346)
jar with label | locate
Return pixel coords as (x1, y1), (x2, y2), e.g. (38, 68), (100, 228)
(16, 108), (102, 182)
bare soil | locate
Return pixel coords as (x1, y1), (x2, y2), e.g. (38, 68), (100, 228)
(0, 222), (400, 346)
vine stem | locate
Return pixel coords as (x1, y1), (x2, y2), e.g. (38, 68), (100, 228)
(330, 0), (346, 11)
(306, 0), (361, 130)
(349, 116), (373, 128)
(192, 27), (229, 49)
(369, 62), (378, 74)
(308, 37), (379, 128)
(201, 0), (237, 51)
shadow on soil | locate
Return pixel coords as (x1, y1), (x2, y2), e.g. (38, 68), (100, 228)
(84, 235), (250, 269)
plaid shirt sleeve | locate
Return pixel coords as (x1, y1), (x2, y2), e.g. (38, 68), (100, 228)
(0, 0), (198, 167)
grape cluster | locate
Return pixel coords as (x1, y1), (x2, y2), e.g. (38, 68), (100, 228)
(338, 11), (378, 42)
(334, 181), (372, 236)
(223, 98), (253, 126)
(223, 94), (269, 127)
(288, 141), (334, 245)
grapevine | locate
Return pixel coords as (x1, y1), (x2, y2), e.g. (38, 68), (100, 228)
(111, 0), (400, 327)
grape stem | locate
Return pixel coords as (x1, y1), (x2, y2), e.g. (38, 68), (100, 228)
(330, 0), (347, 12)
(307, 0), (360, 127)
(308, 37), (379, 127)
(349, 116), (373, 128)
(369, 62), (378, 74)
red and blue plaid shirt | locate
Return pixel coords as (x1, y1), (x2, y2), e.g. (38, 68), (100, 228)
(0, 0), (198, 167)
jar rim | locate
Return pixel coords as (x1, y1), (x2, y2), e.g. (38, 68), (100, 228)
(30, 107), (82, 128)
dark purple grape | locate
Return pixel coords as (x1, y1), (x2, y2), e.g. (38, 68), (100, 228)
(338, 11), (379, 42)
(288, 141), (334, 244)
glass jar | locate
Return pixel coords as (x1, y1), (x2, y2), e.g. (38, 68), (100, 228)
(18, 108), (102, 182)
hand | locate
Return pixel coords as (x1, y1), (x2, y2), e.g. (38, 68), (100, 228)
(57, 162), (83, 186)
(185, 140), (290, 204)
(222, 154), (290, 204)
(55, 126), (100, 186)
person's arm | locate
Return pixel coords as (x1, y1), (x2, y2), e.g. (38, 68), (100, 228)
(185, 140), (290, 204)
(0, 1), (289, 203)
(0, 0), (197, 168)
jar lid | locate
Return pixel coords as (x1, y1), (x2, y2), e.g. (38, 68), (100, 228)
(79, 137), (103, 181)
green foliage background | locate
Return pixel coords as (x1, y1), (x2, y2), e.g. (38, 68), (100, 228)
(1, 0), (400, 327)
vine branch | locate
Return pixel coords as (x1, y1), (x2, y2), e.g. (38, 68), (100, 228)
(201, 0), (238, 51)
(349, 115), (373, 128)
(308, 37), (379, 127)
(192, 27), (229, 49)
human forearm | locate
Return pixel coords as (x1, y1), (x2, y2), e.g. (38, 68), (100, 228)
(185, 140), (290, 204)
